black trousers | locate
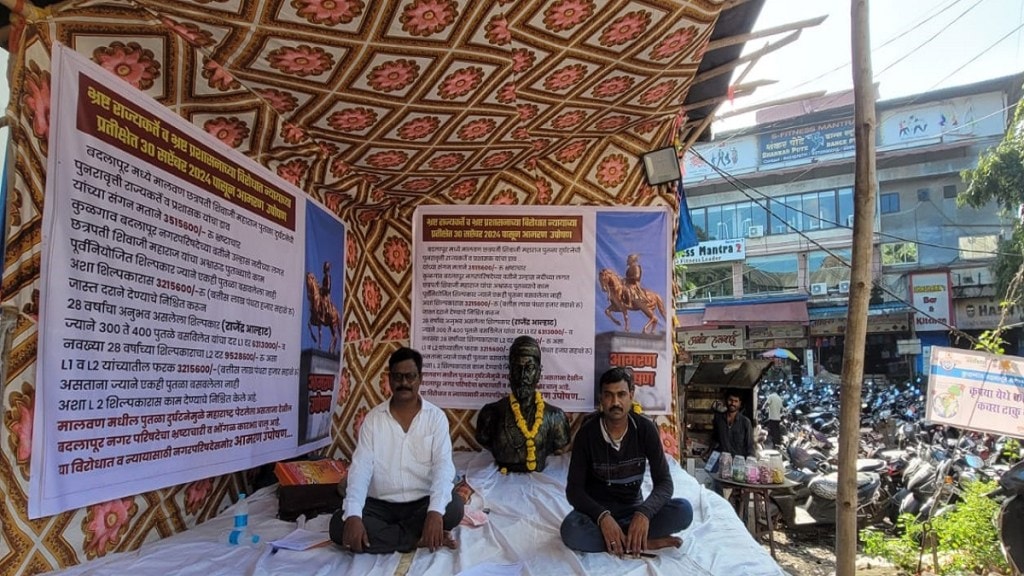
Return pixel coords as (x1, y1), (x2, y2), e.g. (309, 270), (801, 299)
(767, 419), (783, 446)
(330, 489), (464, 554)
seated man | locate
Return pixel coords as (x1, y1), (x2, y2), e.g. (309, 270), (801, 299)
(330, 347), (464, 554)
(475, 335), (570, 473)
(561, 367), (693, 556)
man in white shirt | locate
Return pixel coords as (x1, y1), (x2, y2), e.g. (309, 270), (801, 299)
(763, 390), (785, 448)
(330, 347), (463, 553)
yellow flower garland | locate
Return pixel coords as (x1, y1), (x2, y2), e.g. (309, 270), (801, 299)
(508, 391), (545, 471)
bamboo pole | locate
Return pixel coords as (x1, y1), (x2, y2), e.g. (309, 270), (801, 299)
(837, 0), (876, 574)
(706, 15), (828, 51)
(0, 0), (43, 20)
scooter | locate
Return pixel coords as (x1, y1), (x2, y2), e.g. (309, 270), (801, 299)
(771, 460), (882, 527)
(989, 459), (1024, 573)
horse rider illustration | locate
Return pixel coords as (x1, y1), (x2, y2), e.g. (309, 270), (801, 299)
(622, 253), (647, 308)
(320, 261), (332, 322)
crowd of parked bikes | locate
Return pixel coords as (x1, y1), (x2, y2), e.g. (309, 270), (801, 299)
(752, 373), (1024, 571)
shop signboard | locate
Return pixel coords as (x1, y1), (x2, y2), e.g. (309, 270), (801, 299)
(679, 328), (744, 353)
(954, 297), (1024, 330)
(673, 238), (746, 265)
(911, 271), (953, 331)
(684, 137), (758, 181)
(810, 314), (910, 336)
(747, 325), (807, 349)
(758, 118), (855, 165)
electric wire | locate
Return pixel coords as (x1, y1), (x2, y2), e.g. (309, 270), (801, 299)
(686, 97), (1022, 259)
(685, 147), (993, 342)
(710, 0), (1021, 145)
(873, 0), (986, 78)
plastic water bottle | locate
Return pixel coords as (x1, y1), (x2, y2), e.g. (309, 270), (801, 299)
(226, 493), (260, 546)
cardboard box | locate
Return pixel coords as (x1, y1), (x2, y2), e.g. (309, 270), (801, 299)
(274, 460), (347, 486)
(278, 484), (343, 521)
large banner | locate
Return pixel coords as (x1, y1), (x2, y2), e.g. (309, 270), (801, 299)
(412, 206), (673, 414)
(30, 44), (345, 518)
(926, 346), (1024, 437)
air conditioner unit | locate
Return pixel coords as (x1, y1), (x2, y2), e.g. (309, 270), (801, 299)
(846, 214), (855, 227)
(810, 282), (828, 296)
(747, 225), (764, 238)
(838, 281), (851, 294)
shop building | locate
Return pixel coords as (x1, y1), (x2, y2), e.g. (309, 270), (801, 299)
(675, 74), (1023, 382)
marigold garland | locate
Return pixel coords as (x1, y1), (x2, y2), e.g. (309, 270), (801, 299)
(509, 391), (545, 471)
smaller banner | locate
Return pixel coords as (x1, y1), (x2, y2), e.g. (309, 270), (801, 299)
(412, 206), (673, 414)
(926, 346), (1024, 437)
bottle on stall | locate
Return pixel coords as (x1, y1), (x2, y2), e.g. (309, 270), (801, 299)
(226, 493), (260, 546)
(732, 455), (746, 482)
(745, 455), (760, 483)
(770, 454), (786, 484)
(757, 455), (772, 485)
(719, 453), (733, 480)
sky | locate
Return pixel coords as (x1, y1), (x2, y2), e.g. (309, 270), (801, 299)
(715, 0), (1024, 132)
(0, 1), (1018, 144)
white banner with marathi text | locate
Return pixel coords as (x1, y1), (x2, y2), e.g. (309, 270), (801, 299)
(412, 206), (674, 414)
(30, 43), (345, 518)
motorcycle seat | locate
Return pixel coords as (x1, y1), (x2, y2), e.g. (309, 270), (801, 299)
(856, 458), (885, 472)
(808, 471), (877, 500)
(879, 449), (906, 461)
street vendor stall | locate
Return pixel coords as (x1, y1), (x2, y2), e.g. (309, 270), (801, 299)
(680, 359), (773, 457)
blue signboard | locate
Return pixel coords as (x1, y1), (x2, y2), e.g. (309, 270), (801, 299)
(759, 118), (855, 164)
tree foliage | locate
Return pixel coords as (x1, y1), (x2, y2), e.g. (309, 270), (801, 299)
(959, 92), (1024, 299)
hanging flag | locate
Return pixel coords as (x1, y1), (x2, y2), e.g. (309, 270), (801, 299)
(675, 177), (698, 252)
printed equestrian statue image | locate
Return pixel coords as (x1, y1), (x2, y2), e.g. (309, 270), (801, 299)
(305, 261), (341, 354)
(598, 259), (666, 334)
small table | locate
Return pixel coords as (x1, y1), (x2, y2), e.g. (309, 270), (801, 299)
(717, 476), (796, 559)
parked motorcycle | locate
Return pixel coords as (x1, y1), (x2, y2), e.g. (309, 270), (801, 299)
(771, 458), (883, 527)
(989, 459), (1024, 573)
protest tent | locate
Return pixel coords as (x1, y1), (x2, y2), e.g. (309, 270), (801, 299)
(0, 0), (817, 572)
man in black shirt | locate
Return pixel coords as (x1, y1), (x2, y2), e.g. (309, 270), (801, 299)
(707, 388), (755, 459)
(560, 367), (692, 556)
(706, 389), (755, 497)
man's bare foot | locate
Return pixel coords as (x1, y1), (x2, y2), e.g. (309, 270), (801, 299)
(417, 531), (458, 550)
(647, 536), (683, 550)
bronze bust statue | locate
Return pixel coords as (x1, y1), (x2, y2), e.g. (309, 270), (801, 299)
(476, 335), (571, 473)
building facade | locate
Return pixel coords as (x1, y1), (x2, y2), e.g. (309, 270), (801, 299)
(676, 75), (1023, 384)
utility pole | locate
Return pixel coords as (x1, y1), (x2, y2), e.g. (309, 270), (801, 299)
(837, 1), (876, 574)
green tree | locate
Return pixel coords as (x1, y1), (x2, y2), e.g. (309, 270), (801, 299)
(958, 92), (1024, 302)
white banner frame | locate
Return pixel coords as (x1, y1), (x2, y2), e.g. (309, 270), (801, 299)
(29, 44), (345, 518)
(411, 205), (674, 414)
(926, 346), (1024, 438)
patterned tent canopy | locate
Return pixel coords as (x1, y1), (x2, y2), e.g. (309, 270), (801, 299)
(0, 1), (773, 573)
(5, 0), (765, 215)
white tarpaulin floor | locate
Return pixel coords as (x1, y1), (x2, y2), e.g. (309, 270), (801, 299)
(48, 452), (786, 576)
